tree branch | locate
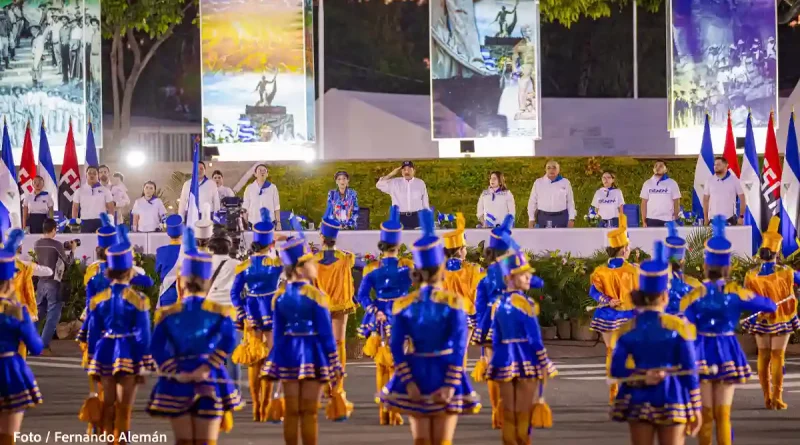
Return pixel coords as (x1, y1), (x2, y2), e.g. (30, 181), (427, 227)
(127, 27), (142, 68)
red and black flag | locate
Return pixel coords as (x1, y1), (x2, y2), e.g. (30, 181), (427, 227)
(58, 121), (81, 216)
(760, 111), (782, 228)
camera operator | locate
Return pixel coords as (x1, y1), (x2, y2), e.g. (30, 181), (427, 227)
(206, 228), (242, 384)
(34, 217), (76, 355)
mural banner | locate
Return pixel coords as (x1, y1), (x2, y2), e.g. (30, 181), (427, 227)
(201, 0), (315, 146)
(430, 0), (541, 140)
(668, 0), (778, 131)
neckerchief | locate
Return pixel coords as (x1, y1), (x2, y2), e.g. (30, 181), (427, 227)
(258, 180), (272, 196)
(34, 191), (48, 201)
(717, 171), (731, 181)
(198, 176), (208, 187)
(90, 182), (102, 195)
(608, 258), (625, 269)
(605, 186), (616, 198)
(145, 196), (157, 205)
(656, 174), (670, 186)
(550, 175), (564, 184)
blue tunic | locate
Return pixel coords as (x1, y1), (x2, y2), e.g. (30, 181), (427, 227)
(666, 272), (701, 316)
(610, 311), (701, 425)
(356, 257), (413, 338)
(486, 291), (557, 381)
(230, 254), (283, 331)
(0, 298), (43, 412)
(85, 284), (153, 377)
(261, 281), (344, 382)
(681, 281), (777, 383)
(471, 262), (505, 346)
(155, 243), (181, 307)
(147, 296), (243, 418)
(379, 285), (480, 416)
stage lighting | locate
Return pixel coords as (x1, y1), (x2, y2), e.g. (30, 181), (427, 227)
(126, 150), (146, 168)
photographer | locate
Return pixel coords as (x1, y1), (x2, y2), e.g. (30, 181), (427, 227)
(206, 228), (242, 384)
(34, 217), (76, 355)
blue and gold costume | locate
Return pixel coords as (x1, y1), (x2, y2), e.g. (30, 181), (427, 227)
(589, 214), (637, 332)
(664, 222), (701, 316)
(442, 213), (484, 329)
(610, 241), (702, 427)
(147, 227), (243, 427)
(154, 214), (184, 307)
(379, 209), (480, 417)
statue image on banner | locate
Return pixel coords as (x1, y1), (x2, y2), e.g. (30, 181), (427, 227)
(201, 0), (315, 145)
(430, 0), (541, 140)
(669, 0), (777, 131)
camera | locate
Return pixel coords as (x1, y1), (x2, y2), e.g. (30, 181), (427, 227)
(216, 197), (247, 259)
(63, 239), (81, 249)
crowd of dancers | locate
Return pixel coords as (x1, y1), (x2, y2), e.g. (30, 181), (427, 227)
(0, 200), (796, 445)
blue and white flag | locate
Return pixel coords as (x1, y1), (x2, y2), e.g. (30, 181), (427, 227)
(692, 115), (714, 223)
(741, 112), (763, 255)
(221, 124), (234, 140)
(780, 111), (800, 257)
(37, 121), (58, 211)
(237, 118), (257, 142)
(186, 140), (201, 227)
(205, 121), (216, 139)
(0, 120), (19, 232)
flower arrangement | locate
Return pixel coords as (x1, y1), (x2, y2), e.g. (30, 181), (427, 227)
(583, 206), (602, 227)
(437, 212), (456, 229)
(678, 207), (700, 227)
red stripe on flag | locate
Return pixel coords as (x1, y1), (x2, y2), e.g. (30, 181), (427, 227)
(58, 121), (81, 213)
(723, 111), (740, 177)
(19, 123), (36, 195)
(763, 112), (782, 200)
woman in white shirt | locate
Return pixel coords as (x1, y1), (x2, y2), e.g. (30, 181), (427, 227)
(590, 171), (625, 228)
(131, 181), (167, 232)
(23, 176), (54, 234)
(477, 171), (515, 227)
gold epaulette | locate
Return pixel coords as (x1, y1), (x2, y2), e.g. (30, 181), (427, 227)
(680, 285), (707, 312)
(399, 258), (415, 270)
(122, 288), (150, 312)
(154, 302), (183, 324)
(0, 298), (23, 320)
(684, 276), (703, 288)
(363, 261), (380, 278)
(509, 292), (536, 317)
(271, 288), (286, 312)
(392, 292), (418, 315)
(660, 313), (696, 341)
(84, 261), (103, 286)
(431, 289), (463, 311)
(89, 289), (112, 311)
(234, 259), (251, 274)
(300, 284), (330, 310)
(201, 299), (236, 320)
(724, 282), (755, 301)
(340, 250), (356, 268)
(609, 319), (636, 349)
(263, 256), (282, 267)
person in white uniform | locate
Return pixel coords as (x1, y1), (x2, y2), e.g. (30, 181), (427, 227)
(212, 170), (235, 201)
(527, 160), (576, 228)
(242, 164), (281, 229)
(178, 160), (220, 221)
(476, 170), (515, 227)
(23, 176), (53, 234)
(72, 166), (114, 233)
(591, 171), (625, 228)
(132, 181), (167, 232)
(640, 161), (681, 228)
(376, 160), (430, 229)
(703, 157), (745, 226)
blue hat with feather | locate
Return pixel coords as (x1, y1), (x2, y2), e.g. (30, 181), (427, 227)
(106, 225), (134, 271)
(180, 227), (212, 280)
(380, 205), (403, 245)
(165, 214), (184, 238)
(96, 213), (116, 249)
(665, 221), (686, 261)
(412, 209), (444, 269)
(279, 215), (314, 266)
(488, 214), (514, 251)
(320, 202), (341, 239)
(496, 232), (532, 277)
(253, 207), (275, 246)
(705, 215), (732, 267)
(639, 240), (670, 294)
(0, 229), (23, 280)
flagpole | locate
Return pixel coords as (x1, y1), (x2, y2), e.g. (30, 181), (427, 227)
(633, 0), (638, 99)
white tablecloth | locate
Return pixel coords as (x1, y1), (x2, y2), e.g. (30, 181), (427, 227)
(17, 226), (753, 263)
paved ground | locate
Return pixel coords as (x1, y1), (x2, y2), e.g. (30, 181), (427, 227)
(22, 341), (800, 444)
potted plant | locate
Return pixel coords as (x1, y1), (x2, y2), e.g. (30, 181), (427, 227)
(531, 288), (557, 340)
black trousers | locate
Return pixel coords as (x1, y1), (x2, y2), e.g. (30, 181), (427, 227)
(645, 218), (669, 228)
(80, 218), (102, 233)
(399, 211), (420, 230)
(27, 213), (46, 234)
(60, 44), (69, 83)
(536, 210), (569, 228)
(600, 217), (620, 228)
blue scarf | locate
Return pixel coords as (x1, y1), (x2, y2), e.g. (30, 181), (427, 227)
(550, 175), (564, 183)
(608, 258), (625, 269)
(146, 195), (157, 205)
(717, 171), (731, 181)
(34, 191), (48, 200)
(91, 182), (102, 195)
(656, 174), (670, 186)
(198, 176), (209, 187)
(605, 186), (616, 198)
(259, 180), (273, 195)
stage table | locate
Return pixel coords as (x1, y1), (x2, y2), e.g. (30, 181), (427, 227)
(17, 226), (753, 264)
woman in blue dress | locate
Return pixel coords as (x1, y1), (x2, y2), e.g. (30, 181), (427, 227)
(0, 229), (43, 443)
(147, 227), (243, 445)
(261, 218), (346, 444)
(356, 205), (412, 426)
(325, 170), (359, 229)
(378, 209), (480, 445)
(85, 225), (153, 442)
(679, 216), (777, 445)
(610, 240), (702, 445)
(230, 208), (283, 422)
(663, 222), (701, 316)
(485, 235), (556, 445)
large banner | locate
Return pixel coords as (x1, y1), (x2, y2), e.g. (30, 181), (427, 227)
(0, 0), (98, 150)
(668, 0), (777, 131)
(430, 0), (541, 140)
(84, 0), (101, 144)
(201, 0), (315, 145)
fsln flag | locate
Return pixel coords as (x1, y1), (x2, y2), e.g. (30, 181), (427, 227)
(186, 139), (201, 227)
(58, 121), (81, 216)
(723, 110), (741, 177)
(780, 111), (800, 257)
(761, 111), (782, 230)
(693, 114), (714, 222)
(37, 120), (58, 212)
(19, 121), (36, 195)
(0, 119), (20, 233)
(741, 112), (763, 254)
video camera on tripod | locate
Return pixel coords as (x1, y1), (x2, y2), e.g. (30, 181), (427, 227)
(215, 197), (247, 259)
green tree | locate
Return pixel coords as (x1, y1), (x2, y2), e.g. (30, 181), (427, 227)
(103, 0), (196, 149)
(539, 0), (662, 27)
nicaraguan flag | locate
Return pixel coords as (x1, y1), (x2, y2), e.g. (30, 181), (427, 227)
(780, 111), (800, 257)
(693, 114), (714, 223)
(37, 122), (59, 211)
(0, 120), (20, 232)
(741, 112), (763, 254)
(221, 124), (234, 140)
(205, 121), (216, 139)
(237, 118), (257, 142)
(186, 140), (201, 227)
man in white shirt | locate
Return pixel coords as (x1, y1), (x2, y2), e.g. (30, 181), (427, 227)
(527, 160), (576, 228)
(212, 170), (235, 200)
(376, 161), (430, 229)
(640, 161), (682, 227)
(72, 166), (114, 233)
(242, 164), (281, 229)
(703, 157), (745, 225)
(179, 161), (221, 221)
(207, 229), (242, 383)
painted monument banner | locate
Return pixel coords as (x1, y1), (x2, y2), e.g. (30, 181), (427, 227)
(201, 0), (315, 146)
(668, 0), (778, 131)
(430, 0), (541, 140)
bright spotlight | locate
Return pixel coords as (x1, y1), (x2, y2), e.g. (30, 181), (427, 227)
(302, 148), (317, 163)
(126, 150), (146, 168)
